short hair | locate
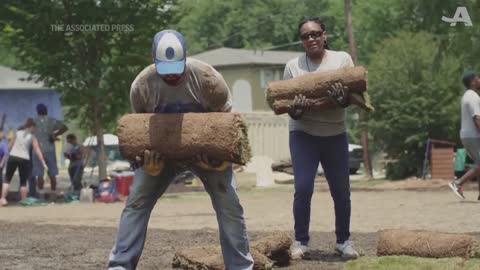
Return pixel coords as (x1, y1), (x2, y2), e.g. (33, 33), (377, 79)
(462, 71), (478, 89)
(23, 118), (36, 128)
(36, 103), (48, 115)
(66, 133), (77, 140)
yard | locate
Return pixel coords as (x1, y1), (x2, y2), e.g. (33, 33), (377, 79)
(0, 175), (479, 269)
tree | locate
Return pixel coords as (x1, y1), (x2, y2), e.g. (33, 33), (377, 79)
(175, 0), (343, 53)
(343, 0), (373, 178)
(1, 0), (175, 179)
(368, 32), (462, 179)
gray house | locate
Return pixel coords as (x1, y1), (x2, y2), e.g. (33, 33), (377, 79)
(191, 47), (301, 112)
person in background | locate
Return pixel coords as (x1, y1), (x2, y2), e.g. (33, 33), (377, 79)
(31, 103), (68, 195)
(0, 130), (9, 195)
(1, 118), (47, 206)
(449, 71), (480, 200)
(64, 133), (85, 196)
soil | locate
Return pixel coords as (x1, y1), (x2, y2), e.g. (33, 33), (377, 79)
(0, 181), (479, 269)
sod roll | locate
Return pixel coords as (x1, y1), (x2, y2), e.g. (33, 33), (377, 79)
(172, 246), (273, 270)
(377, 229), (480, 258)
(117, 113), (251, 165)
(266, 66), (373, 114)
(172, 233), (292, 270)
(251, 232), (292, 266)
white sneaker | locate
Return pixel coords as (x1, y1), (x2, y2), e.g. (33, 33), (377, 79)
(335, 240), (359, 259)
(448, 181), (465, 199)
(290, 240), (308, 259)
(0, 198), (7, 206)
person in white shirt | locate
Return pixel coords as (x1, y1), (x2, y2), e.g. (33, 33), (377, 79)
(449, 71), (480, 200)
(1, 118), (47, 206)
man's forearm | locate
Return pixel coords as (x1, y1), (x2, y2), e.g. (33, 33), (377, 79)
(54, 125), (68, 136)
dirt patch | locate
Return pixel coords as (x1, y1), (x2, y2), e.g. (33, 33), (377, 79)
(0, 221), (377, 270)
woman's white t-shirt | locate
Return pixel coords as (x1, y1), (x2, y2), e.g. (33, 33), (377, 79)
(10, 130), (34, 160)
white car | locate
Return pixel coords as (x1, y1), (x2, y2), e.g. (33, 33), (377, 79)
(82, 134), (131, 186)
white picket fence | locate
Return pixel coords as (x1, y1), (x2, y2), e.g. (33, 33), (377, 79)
(241, 112), (290, 162)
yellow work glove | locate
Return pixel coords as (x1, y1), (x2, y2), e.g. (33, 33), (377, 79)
(142, 150), (164, 176)
(194, 154), (229, 172)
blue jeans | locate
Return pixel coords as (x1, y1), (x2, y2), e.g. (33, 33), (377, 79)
(290, 131), (351, 245)
(107, 163), (253, 270)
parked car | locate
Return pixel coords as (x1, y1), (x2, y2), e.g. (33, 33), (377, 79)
(348, 144), (363, 174)
(314, 144), (363, 175)
(82, 134), (131, 186)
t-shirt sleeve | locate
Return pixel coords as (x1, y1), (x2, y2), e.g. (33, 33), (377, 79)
(466, 92), (480, 118)
(1, 142), (7, 155)
(342, 52), (355, 68)
(200, 67), (232, 112)
(283, 64), (293, 80)
(130, 79), (147, 113)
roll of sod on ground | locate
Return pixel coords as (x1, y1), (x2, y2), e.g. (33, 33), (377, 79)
(377, 229), (480, 259)
(266, 66), (374, 114)
(117, 113), (251, 165)
(172, 233), (292, 270)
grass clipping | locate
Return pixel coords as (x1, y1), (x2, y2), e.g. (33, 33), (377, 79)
(117, 113), (251, 165)
(172, 232), (292, 270)
(266, 66), (374, 114)
(377, 229), (480, 259)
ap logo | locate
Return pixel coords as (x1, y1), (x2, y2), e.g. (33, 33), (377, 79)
(442, 6), (473, 26)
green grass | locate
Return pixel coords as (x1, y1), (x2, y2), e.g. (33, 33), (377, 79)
(464, 259), (480, 270)
(344, 256), (466, 270)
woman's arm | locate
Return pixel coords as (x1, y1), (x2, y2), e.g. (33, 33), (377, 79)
(8, 135), (15, 152)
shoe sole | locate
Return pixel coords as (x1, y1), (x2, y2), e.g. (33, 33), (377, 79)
(290, 249), (309, 260)
(448, 182), (465, 200)
(335, 248), (359, 259)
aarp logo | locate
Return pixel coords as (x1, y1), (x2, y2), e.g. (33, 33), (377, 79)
(442, 6), (473, 26)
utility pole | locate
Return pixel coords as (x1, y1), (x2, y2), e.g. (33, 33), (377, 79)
(344, 0), (373, 179)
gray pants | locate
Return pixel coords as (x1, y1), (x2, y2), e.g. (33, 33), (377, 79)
(107, 164), (254, 270)
(462, 138), (480, 165)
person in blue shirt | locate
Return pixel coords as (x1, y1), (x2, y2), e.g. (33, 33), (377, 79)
(0, 130), (9, 194)
(64, 134), (85, 196)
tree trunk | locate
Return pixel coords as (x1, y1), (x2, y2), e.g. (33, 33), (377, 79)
(92, 97), (107, 180)
(344, 0), (373, 179)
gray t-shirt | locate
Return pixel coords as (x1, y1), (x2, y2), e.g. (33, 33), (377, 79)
(130, 58), (232, 113)
(33, 116), (64, 153)
(460, 89), (480, 138)
(283, 50), (354, 136)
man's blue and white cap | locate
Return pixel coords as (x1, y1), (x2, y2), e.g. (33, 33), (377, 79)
(152, 30), (186, 75)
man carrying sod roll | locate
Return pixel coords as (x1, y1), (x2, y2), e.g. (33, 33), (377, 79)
(107, 30), (254, 270)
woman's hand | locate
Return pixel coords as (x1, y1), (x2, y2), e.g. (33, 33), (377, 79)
(327, 82), (350, 108)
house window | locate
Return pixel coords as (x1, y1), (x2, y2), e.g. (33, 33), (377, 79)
(232, 79), (253, 112)
(260, 68), (281, 88)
